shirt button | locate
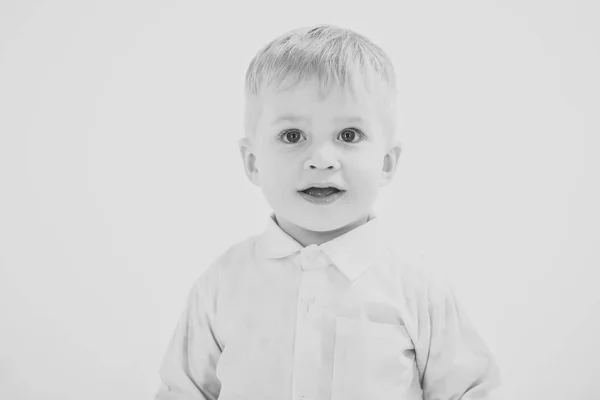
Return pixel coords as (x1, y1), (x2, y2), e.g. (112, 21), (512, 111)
(299, 296), (315, 315)
(300, 245), (321, 267)
(300, 296), (315, 305)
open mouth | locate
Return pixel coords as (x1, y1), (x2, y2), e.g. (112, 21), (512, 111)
(300, 187), (342, 197)
(298, 187), (346, 205)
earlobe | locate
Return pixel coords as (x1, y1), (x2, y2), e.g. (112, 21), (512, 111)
(239, 137), (260, 186)
(381, 144), (401, 186)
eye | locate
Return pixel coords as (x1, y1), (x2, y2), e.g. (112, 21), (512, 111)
(278, 129), (306, 144)
(338, 128), (365, 143)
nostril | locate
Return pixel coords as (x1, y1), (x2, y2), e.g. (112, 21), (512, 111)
(307, 163), (337, 170)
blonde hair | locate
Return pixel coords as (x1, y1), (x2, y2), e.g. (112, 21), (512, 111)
(244, 24), (398, 145)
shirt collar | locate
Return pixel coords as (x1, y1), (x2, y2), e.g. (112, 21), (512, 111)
(255, 211), (391, 282)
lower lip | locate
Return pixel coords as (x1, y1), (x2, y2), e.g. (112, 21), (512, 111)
(298, 190), (346, 205)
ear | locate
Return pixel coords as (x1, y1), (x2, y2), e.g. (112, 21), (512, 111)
(380, 142), (402, 187)
(239, 137), (260, 187)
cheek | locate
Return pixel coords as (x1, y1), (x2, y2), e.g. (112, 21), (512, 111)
(258, 153), (295, 184)
(347, 152), (383, 182)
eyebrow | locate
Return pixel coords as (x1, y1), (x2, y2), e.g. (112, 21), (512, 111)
(272, 114), (366, 124)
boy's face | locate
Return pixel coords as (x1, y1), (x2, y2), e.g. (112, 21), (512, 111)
(240, 77), (400, 235)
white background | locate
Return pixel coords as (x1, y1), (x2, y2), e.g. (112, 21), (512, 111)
(1, 1), (598, 399)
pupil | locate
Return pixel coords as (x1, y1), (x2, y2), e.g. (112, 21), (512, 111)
(287, 131), (300, 142)
(343, 130), (355, 142)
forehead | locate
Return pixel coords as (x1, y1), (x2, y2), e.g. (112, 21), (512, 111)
(259, 77), (387, 123)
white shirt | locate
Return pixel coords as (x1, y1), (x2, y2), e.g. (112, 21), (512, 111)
(156, 212), (501, 399)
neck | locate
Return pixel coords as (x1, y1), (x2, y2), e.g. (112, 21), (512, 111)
(275, 213), (371, 247)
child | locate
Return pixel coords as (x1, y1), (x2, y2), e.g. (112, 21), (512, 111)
(156, 24), (501, 399)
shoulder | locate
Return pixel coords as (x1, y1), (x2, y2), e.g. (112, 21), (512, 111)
(190, 233), (262, 290)
(383, 244), (453, 300)
(374, 216), (438, 284)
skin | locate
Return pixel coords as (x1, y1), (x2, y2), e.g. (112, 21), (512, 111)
(239, 76), (401, 247)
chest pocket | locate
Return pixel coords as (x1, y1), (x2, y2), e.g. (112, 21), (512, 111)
(330, 317), (422, 400)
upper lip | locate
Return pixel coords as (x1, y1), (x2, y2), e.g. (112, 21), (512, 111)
(298, 182), (345, 191)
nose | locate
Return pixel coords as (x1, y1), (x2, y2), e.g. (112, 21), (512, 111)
(303, 143), (341, 171)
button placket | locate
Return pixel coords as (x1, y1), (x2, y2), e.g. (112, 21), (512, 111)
(300, 245), (331, 272)
(300, 245), (320, 269)
(300, 295), (316, 315)
(292, 247), (326, 400)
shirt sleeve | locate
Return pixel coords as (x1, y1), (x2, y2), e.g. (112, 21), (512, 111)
(155, 267), (222, 400)
(419, 270), (502, 400)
